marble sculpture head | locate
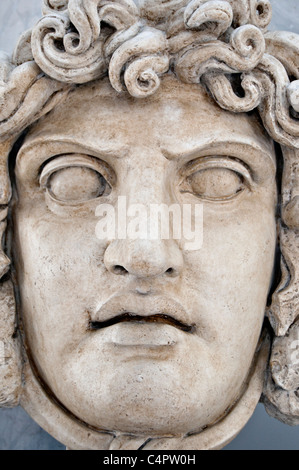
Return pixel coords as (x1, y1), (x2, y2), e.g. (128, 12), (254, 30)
(0, 0), (299, 450)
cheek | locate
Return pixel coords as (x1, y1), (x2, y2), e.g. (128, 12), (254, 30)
(179, 200), (276, 389)
(13, 207), (109, 361)
(184, 193), (276, 345)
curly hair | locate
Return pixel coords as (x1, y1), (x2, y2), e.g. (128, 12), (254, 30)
(0, 0), (299, 448)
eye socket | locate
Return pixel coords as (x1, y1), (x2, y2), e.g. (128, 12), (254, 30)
(180, 157), (252, 201)
(40, 154), (114, 204)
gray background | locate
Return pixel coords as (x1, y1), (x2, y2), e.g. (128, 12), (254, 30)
(0, 0), (299, 451)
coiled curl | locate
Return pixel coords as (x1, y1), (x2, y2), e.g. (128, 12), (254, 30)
(108, 27), (169, 97)
(42, 0), (69, 14)
(184, 0), (233, 36)
(32, 0), (139, 84)
(175, 24), (265, 82)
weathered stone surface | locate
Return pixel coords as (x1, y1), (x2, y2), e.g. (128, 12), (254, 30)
(0, 0), (298, 450)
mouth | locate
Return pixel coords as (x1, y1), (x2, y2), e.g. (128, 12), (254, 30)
(89, 312), (194, 333)
(89, 293), (195, 337)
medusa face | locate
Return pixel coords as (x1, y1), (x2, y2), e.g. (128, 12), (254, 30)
(12, 76), (277, 436)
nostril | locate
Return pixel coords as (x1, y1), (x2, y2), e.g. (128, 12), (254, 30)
(165, 267), (176, 276)
(112, 265), (128, 275)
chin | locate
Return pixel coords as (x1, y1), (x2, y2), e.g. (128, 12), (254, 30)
(45, 350), (239, 436)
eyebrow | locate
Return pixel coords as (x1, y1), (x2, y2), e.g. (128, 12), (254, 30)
(17, 135), (130, 167)
(160, 136), (276, 170)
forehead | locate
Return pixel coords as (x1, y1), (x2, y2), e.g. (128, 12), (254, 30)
(21, 75), (275, 161)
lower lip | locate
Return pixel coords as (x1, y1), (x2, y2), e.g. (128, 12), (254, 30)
(94, 322), (181, 348)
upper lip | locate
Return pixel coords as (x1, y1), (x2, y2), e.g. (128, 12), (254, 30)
(89, 293), (195, 333)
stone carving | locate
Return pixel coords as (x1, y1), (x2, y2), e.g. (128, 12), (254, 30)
(0, 0), (298, 450)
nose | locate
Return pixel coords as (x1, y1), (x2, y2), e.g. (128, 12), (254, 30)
(103, 150), (184, 279)
(104, 238), (183, 279)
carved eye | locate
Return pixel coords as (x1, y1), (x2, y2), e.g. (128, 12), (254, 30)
(180, 157), (251, 201)
(188, 168), (243, 200)
(40, 154), (114, 204)
(48, 167), (109, 202)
